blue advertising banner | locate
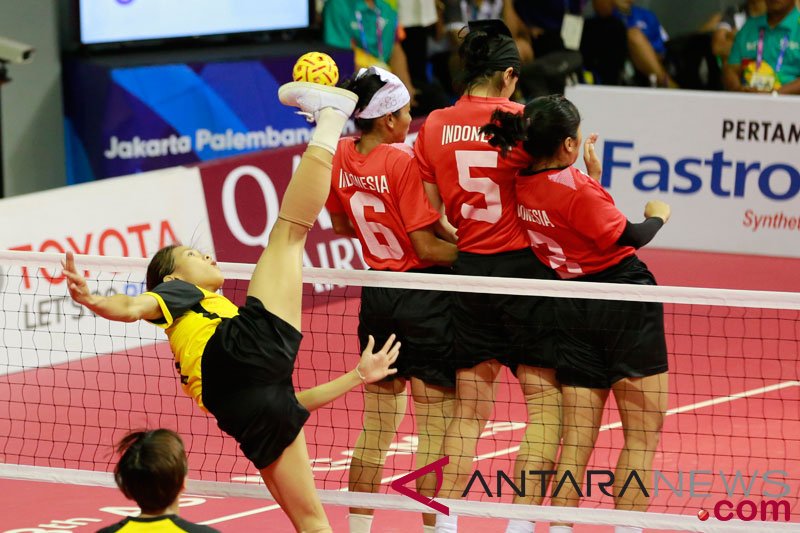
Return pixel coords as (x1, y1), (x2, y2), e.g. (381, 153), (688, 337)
(62, 50), (355, 184)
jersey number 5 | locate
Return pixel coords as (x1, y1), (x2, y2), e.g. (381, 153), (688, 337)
(455, 150), (502, 223)
(349, 191), (404, 260)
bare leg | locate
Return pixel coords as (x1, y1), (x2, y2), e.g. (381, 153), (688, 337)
(612, 373), (668, 511)
(510, 365), (562, 506)
(260, 429), (331, 533)
(439, 360), (503, 500)
(247, 83), (357, 329)
(253, 82), (357, 530)
(550, 386), (608, 527)
(246, 145), (332, 331)
(348, 377), (408, 518)
(411, 378), (456, 526)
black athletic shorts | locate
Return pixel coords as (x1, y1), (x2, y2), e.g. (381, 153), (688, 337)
(452, 248), (558, 370)
(556, 255), (669, 389)
(358, 266), (455, 388)
(201, 296), (310, 470)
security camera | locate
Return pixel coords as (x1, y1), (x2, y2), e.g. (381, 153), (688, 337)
(0, 36), (34, 64)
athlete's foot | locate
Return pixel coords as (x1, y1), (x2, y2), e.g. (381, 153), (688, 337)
(279, 82), (357, 123)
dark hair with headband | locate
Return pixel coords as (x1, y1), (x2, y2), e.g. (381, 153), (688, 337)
(459, 19), (521, 90)
(481, 95), (581, 159)
(114, 429), (189, 514)
(340, 72), (403, 133)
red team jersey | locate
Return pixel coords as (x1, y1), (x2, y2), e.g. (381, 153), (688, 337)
(515, 166), (635, 278)
(326, 138), (441, 272)
(414, 95), (532, 254)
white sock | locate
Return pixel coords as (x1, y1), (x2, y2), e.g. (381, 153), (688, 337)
(615, 527), (642, 533)
(309, 107), (349, 154)
(549, 527), (573, 533)
(348, 513), (373, 533)
(435, 514), (458, 532)
(423, 526), (436, 533)
(505, 519), (535, 533)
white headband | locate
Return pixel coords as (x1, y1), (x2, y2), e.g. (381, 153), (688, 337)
(353, 67), (410, 119)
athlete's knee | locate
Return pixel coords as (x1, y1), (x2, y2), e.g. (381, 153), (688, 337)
(519, 387), (562, 464)
(414, 396), (455, 461)
(352, 389), (408, 465)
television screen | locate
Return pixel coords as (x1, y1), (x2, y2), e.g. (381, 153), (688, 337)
(79, 0), (309, 45)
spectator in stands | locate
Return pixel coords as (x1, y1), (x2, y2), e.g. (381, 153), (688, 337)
(505, 0), (587, 59)
(723, 0), (800, 94)
(596, 0), (678, 87)
(503, 0), (588, 98)
(322, 0), (417, 104)
(708, 0), (766, 63)
(429, 0), (525, 98)
(580, 0), (629, 86)
(396, 0), (437, 84)
(97, 429), (218, 533)
(396, 0), (451, 114)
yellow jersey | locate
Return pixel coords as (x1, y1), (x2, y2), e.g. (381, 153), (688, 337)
(145, 280), (239, 409)
(97, 514), (219, 532)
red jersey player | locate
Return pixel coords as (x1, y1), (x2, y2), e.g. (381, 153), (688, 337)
(483, 94), (671, 533)
(414, 21), (562, 533)
(326, 67), (457, 533)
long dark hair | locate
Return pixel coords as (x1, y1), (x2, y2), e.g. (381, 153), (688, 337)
(339, 71), (402, 133)
(481, 95), (581, 159)
(146, 244), (179, 291)
(114, 429), (188, 514)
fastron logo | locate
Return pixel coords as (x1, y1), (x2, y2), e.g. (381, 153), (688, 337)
(390, 456), (450, 515)
(601, 140), (800, 201)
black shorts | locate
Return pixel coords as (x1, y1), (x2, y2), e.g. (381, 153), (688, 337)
(201, 296), (310, 469)
(358, 267), (455, 388)
(452, 248), (558, 370)
(556, 256), (669, 389)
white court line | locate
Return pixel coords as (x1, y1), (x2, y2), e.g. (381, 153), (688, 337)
(199, 504), (282, 525)
(198, 380), (800, 525)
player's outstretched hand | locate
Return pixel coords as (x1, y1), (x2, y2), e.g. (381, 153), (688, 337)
(62, 251), (92, 306)
(584, 133), (601, 181)
(357, 334), (401, 384)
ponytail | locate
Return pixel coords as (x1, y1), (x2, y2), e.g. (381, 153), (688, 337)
(481, 109), (528, 157)
(482, 95), (582, 160)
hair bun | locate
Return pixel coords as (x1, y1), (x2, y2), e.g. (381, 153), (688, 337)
(462, 31), (491, 65)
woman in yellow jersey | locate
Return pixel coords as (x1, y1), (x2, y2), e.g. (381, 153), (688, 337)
(97, 429), (218, 533)
(63, 81), (400, 533)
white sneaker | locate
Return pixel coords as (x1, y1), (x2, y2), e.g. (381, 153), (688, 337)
(278, 82), (358, 123)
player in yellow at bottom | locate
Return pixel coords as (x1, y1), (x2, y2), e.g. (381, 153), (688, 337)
(97, 429), (218, 533)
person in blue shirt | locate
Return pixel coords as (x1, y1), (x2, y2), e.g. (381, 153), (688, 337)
(723, 0), (800, 94)
(594, 0), (677, 87)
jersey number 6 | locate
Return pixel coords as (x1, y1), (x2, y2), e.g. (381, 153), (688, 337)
(349, 191), (404, 260)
